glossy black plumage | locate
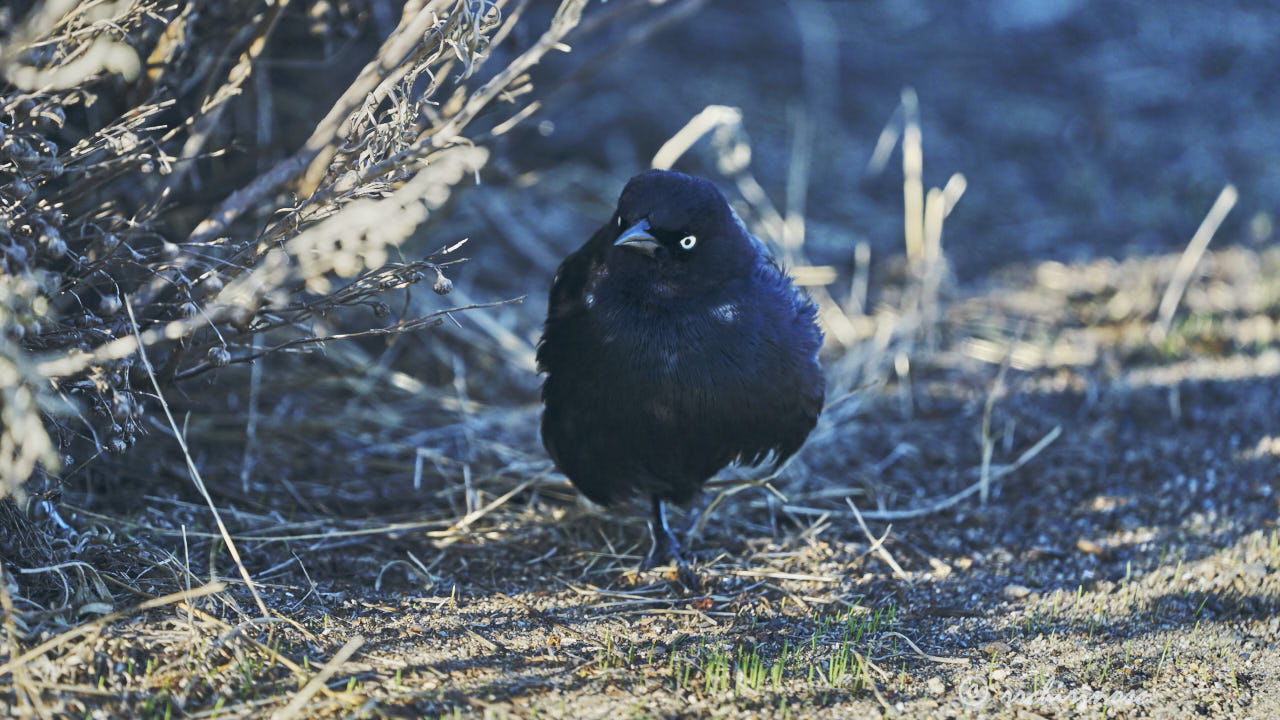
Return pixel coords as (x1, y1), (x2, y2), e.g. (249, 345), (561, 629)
(537, 170), (824, 559)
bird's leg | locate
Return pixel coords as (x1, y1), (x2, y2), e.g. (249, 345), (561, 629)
(644, 495), (681, 567)
(644, 496), (700, 589)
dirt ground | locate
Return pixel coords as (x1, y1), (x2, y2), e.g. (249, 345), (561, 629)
(4, 1), (1280, 718)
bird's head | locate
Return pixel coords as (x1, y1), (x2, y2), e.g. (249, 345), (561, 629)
(600, 170), (759, 301)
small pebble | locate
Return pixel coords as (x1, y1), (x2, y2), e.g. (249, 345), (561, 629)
(1077, 537), (1107, 556)
(1239, 562), (1267, 582)
(1003, 583), (1031, 600)
(983, 640), (1011, 656)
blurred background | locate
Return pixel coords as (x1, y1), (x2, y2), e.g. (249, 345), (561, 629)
(514, 0), (1276, 280)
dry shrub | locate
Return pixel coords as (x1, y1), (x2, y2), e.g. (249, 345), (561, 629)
(0, 0), (599, 503)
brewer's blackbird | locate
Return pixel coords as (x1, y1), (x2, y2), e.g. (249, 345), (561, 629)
(538, 169), (824, 571)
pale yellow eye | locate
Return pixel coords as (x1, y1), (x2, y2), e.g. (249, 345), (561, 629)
(679, 235), (697, 250)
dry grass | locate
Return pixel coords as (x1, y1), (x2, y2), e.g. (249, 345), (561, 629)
(3, 1), (1280, 718)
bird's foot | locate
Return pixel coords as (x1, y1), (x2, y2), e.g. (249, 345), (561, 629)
(641, 529), (682, 569)
(675, 563), (702, 593)
(643, 527), (701, 592)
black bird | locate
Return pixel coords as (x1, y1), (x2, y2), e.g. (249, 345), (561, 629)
(537, 169), (824, 570)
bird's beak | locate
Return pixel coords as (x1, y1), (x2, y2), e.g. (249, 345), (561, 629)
(614, 219), (661, 257)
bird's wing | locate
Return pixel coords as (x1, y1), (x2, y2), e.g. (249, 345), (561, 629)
(543, 223), (613, 326)
(537, 222), (616, 470)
